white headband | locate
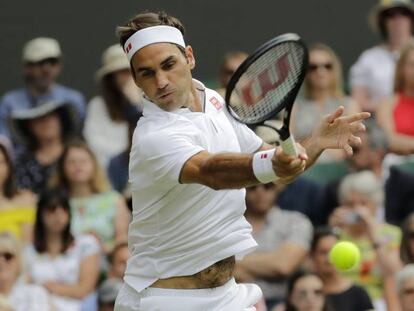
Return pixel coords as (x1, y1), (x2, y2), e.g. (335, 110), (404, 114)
(124, 25), (186, 62)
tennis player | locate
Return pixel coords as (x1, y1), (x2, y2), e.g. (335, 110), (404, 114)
(115, 11), (370, 311)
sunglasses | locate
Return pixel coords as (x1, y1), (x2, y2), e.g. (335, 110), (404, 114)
(0, 252), (15, 262)
(247, 183), (275, 191)
(308, 63), (333, 72)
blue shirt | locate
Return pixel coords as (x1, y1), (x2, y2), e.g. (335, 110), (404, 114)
(0, 83), (86, 137)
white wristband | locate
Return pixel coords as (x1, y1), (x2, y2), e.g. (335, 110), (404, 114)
(252, 149), (279, 183)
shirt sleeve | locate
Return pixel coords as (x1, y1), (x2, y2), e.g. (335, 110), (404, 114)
(349, 50), (371, 89)
(79, 234), (101, 258)
(129, 123), (205, 190)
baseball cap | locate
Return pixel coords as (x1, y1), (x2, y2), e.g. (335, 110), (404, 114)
(22, 37), (62, 63)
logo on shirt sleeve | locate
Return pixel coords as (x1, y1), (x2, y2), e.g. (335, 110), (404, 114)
(209, 96), (222, 110)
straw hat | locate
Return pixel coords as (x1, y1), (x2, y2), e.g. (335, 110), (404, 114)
(10, 101), (80, 146)
(95, 44), (130, 80)
(254, 119), (283, 145)
(369, 0), (414, 33)
(22, 37), (62, 63)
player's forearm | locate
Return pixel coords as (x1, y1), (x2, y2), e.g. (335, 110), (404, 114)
(198, 153), (259, 190)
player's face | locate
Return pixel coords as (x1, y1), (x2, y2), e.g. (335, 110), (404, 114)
(312, 235), (337, 276)
(131, 43), (195, 111)
(289, 275), (325, 311)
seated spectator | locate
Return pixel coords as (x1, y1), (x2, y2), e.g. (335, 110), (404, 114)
(235, 183), (313, 309)
(50, 140), (130, 253)
(215, 51), (248, 97)
(377, 43), (414, 154)
(98, 278), (122, 311)
(396, 264), (414, 311)
(0, 232), (52, 311)
(10, 100), (81, 193)
(291, 43), (359, 162)
(85, 44), (142, 168)
(401, 213), (414, 265)
(273, 270), (333, 311)
(311, 226), (374, 311)
(107, 242), (129, 279)
(24, 188), (100, 311)
(350, 0), (414, 112)
(0, 37), (85, 138)
(328, 171), (402, 309)
(0, 137), (36, 243)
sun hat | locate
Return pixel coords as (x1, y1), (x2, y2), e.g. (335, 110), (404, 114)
(22, 37), (62, 63)
(368, 0), (414, 33)
(95, 44), (130, 80)
(10, 101), (80, 146)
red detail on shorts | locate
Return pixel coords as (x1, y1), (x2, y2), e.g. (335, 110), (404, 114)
(126, 43), (132, 53)
(260, 154), (268, 159)
(209, 97), (222, 110)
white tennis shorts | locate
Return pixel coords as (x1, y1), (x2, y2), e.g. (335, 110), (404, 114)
(114, 278), (263, 311)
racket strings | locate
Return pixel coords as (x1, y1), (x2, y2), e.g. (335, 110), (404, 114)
(230, 42), (306, 124)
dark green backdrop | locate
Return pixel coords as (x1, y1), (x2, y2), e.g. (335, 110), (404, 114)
(0, 0), (379, 98)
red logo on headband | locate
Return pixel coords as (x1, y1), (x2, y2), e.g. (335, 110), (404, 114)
(125, 43), (132, 53)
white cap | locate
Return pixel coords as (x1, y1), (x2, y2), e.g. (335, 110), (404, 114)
(22, 37), (62, 63)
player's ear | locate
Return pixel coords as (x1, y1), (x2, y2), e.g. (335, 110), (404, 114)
(185, 46), (195, 69)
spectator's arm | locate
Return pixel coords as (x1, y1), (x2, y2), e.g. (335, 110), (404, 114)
(236, 242), (308, 278)
(376, 97), (414, 154)
(115, 195), (131, 244)
(43, 253), (99, 299)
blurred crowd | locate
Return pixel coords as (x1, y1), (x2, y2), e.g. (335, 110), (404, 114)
(1, 0), (414, 310)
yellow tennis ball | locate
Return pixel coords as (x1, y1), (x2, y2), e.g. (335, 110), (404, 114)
(329, 241), (360, 271)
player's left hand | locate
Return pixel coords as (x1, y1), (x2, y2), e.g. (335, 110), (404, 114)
(312, 106), (371, 156)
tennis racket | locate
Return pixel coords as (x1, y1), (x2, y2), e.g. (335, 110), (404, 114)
(225, 33), (308, 157)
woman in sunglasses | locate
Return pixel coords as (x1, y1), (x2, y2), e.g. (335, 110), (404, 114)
(291, 43), (360, 162)
(0, 232), (52, 310)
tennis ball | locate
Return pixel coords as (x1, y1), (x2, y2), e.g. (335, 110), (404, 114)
(329, 241), (360, 271)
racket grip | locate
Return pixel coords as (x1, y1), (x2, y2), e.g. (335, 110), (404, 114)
(280, 135), (298, 157)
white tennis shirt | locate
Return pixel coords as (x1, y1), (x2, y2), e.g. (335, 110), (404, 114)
(124, 79), (263, 292)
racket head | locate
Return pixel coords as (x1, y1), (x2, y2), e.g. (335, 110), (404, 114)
(225, 33), (308, 128)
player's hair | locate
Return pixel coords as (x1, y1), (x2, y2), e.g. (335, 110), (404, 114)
(394, 43), (414, 92)
(49, 140), (110, 194)
(117, 11), (186, 50)
(303, 43), (344, 100)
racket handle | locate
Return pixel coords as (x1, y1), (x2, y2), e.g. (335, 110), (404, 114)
(280, 135), (298, 157)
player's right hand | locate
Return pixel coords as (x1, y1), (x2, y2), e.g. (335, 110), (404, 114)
(271, 143), (307, 184)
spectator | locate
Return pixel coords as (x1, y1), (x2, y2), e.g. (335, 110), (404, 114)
(235, 183), (313, 309)
(107, 242), (129, 279)
(0, 232), (52, 311)
(50, 140), (130, 253)
(291, 43), (359, 162)
(396, 264), (414, 311)
(350, 0), (414, 112)
(377, 43), (414, 154)
(401, 213), (414, 265)
(328, 171), (402, 310)
(0, 37), (86, 138)
(0, 137), (36, 243)
(84, 44), (142, 168)
(274, 270), (333, 311)
(216, 51), (248, 97)
(311, 226), (374, 311)
(97, 278), (122, 311)
(24, 188), (100, 311)
(10, 100), (81, 193)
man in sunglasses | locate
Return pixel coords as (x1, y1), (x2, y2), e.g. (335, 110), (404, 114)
(0, 37), (86, 139)
(350, 0), (414, 113)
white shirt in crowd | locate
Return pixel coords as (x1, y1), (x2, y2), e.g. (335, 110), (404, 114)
(349, 45), (399, 105)
(124, 79), (263, 293)
(9, 283), (51, 311)
(84, 96), (130, 168)
(24, 234), (100, 311)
